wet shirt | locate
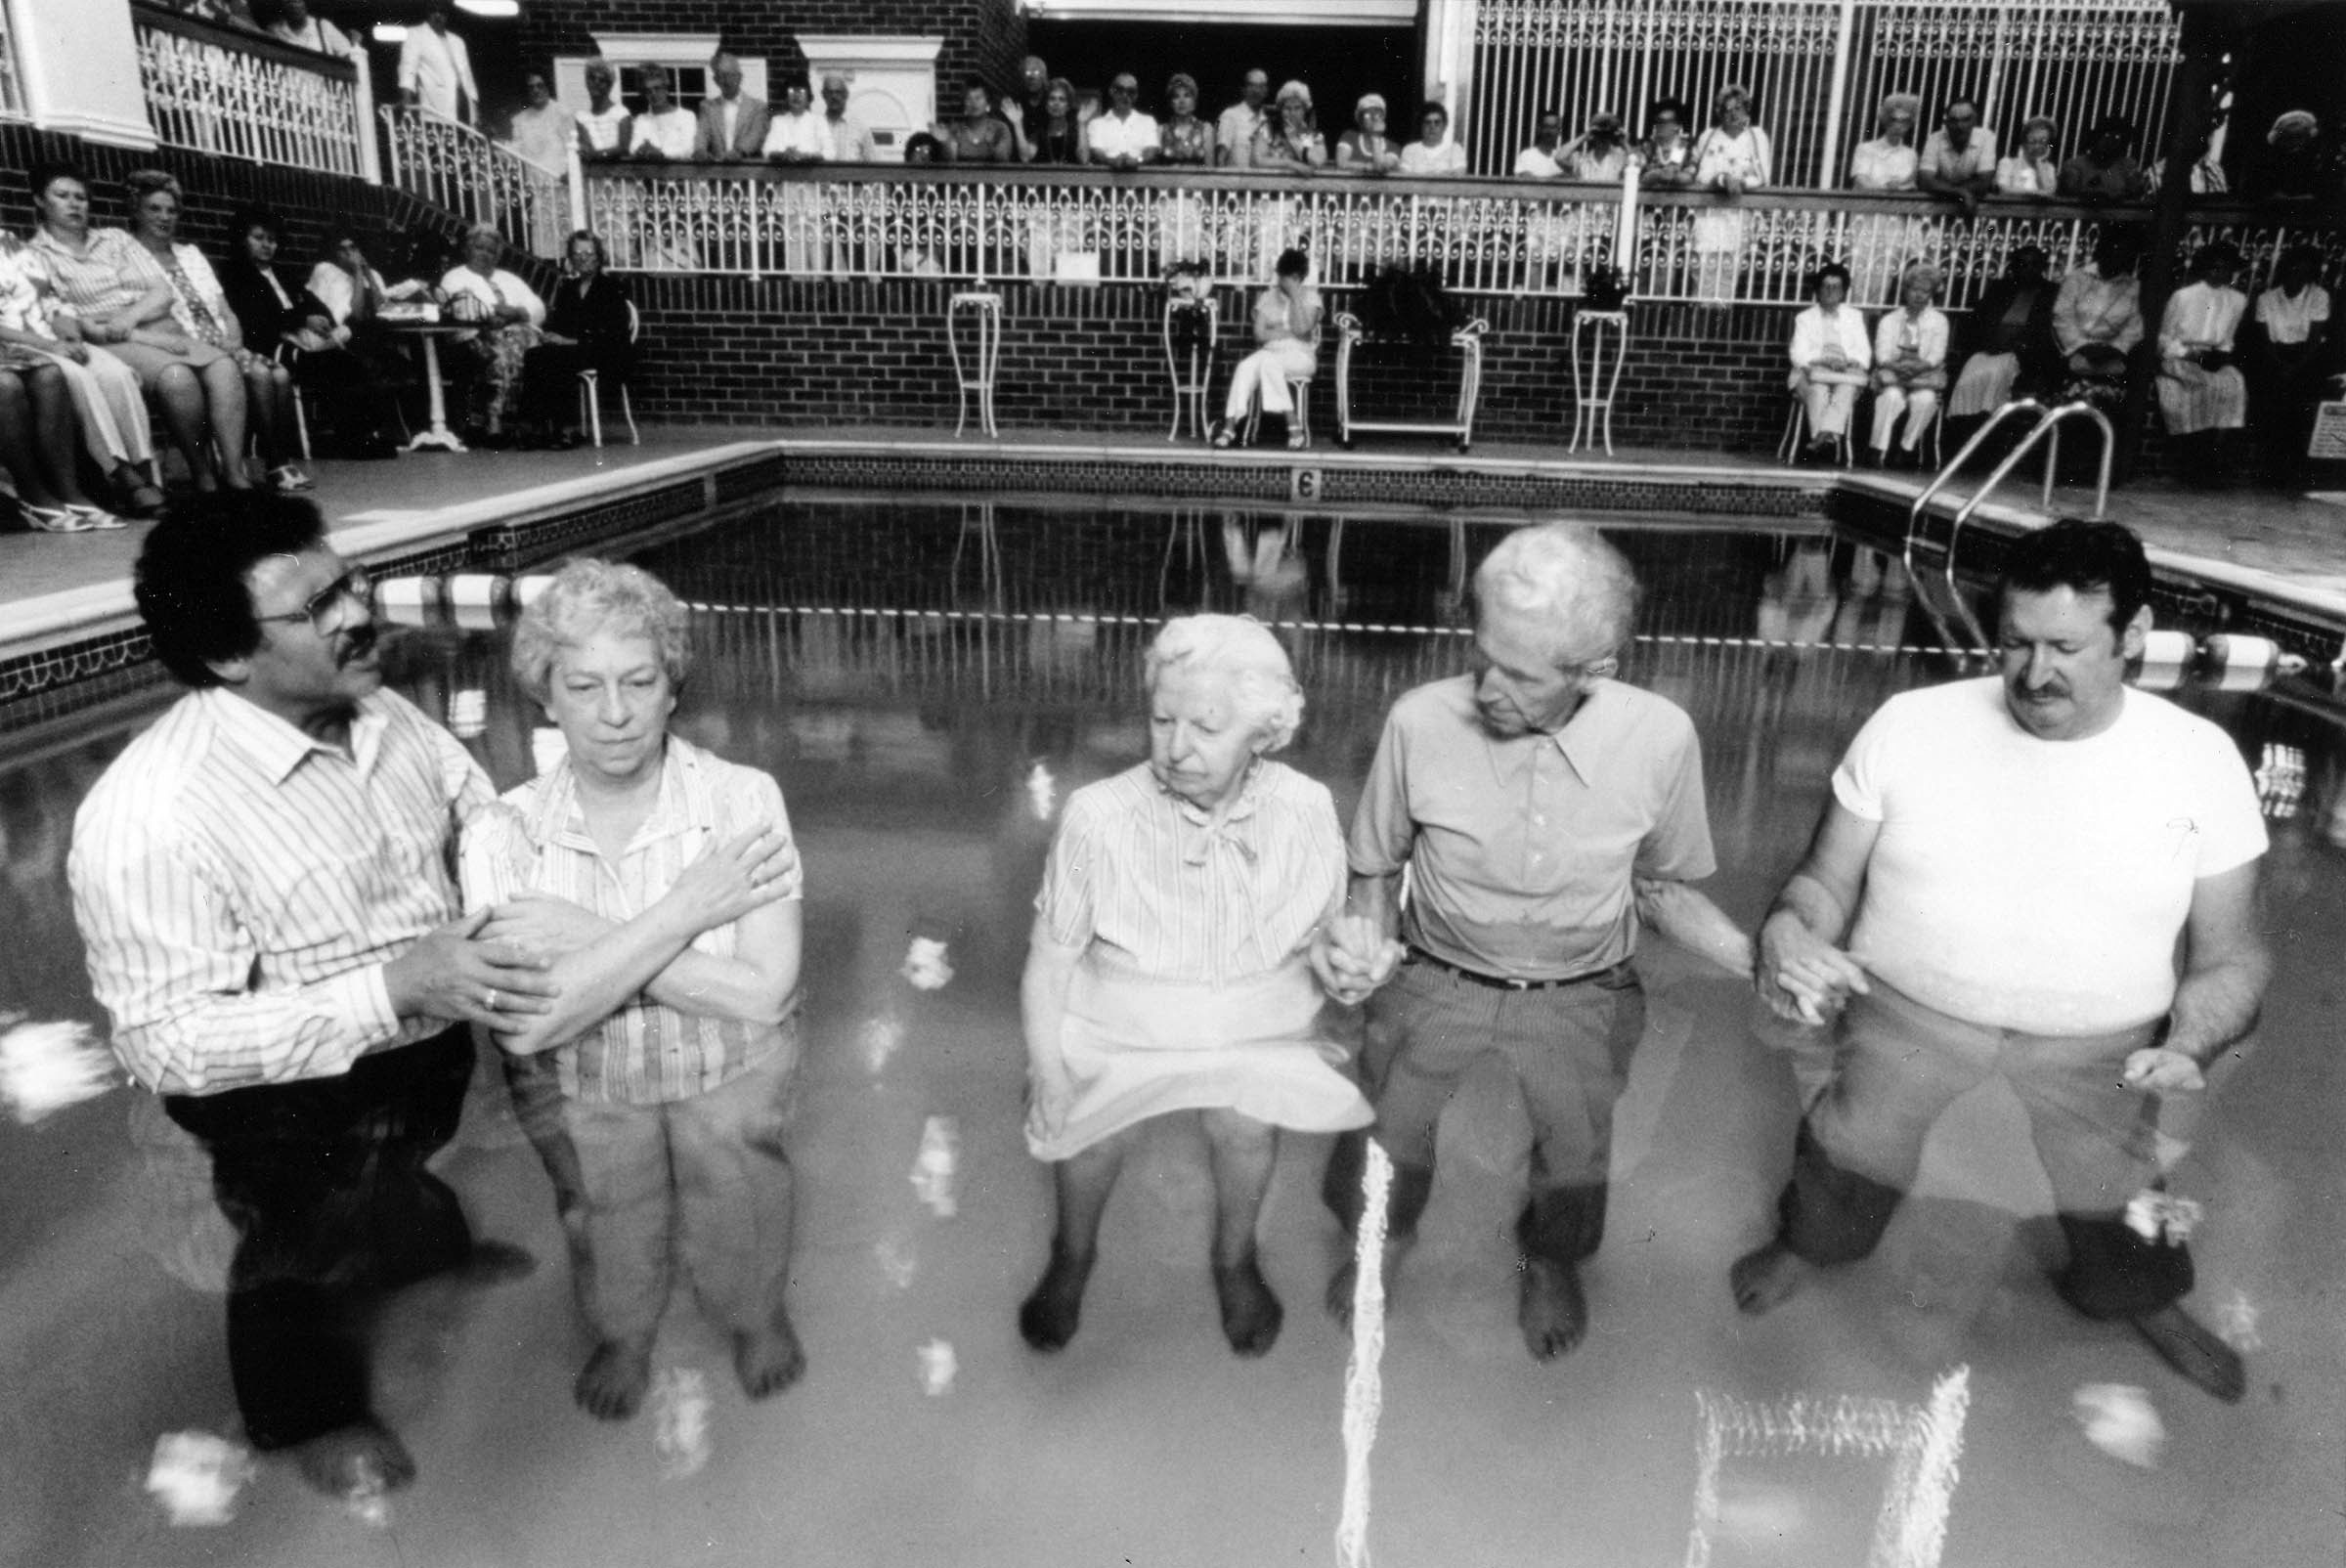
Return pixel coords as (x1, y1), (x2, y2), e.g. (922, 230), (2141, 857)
(1349, 676), (1716, 980)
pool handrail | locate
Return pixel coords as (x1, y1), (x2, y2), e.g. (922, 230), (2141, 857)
(1924, 402), (2116, 654)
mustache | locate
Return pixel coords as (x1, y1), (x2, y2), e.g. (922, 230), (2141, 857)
(340, 623), (379, 662)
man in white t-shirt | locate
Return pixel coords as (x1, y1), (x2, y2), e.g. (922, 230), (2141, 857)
(1735, 519), (2270, 1403)
(1086, 73), (1159, 168)
(1513, 109), (1565, 177)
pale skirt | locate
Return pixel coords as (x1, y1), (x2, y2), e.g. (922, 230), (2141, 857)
(2157, 361), (2246, 434)
(26, 344), (154, 465)
(1947, 351), (2017, 417)
(1024, 954), (1371, 1162)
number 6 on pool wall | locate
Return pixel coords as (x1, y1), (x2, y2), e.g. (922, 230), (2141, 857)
(1291, 468), (1322, 501)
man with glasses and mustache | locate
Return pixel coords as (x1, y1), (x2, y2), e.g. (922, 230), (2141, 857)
(1733, 519), (2269, 1404)
(68, 495), (553, 1501)
(1314, 522), (1760, 1361)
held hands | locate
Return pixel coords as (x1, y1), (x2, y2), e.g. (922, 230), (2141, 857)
(2121, 1047), (2207, 1094)
(383, 907), (559, 1027)
(656, 825), (797, 934)
(1309, 915), (1406, 1008)
(1754, 909), (1869, 1025)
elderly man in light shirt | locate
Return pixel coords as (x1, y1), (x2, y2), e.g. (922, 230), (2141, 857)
(1514, 109), (1566, 177)
(818, 72), (877, 163)
(695, 53), (770, 161)
(70, 495), (549, 1503)
(1218, 68), (1272, 169)
(629, 65), (699, 159)
(1087, 73), (1160, 169)
(1916, 97), (1998, 214)
(398, 0), (478, 124)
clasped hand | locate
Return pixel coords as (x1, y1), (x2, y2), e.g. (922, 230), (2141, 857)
(1753, 911), (1869, 1025)
(1309, 914), (1406, 1007)
(384, 907), (558, 1026)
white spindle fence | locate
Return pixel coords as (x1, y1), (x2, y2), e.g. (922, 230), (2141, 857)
(1465, 0), (2180, 189)
(134, 3), (370, 179)
(0, 0), (26, 120)
(381, 104), (569, 258)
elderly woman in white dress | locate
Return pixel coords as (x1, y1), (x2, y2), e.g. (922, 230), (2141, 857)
(1869, 263), (1949, 465)
(1691, 85), (1772, 305)
(440, 223), (546, 445)
(2157, 241), (2250, 486)
(1788, 262), (1872, 461)
(1018, 615), (1377, 1358)
(1846, 93), (1922, 304)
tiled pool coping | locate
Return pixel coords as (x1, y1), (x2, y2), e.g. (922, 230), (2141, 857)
(4, 437), (2340, 732)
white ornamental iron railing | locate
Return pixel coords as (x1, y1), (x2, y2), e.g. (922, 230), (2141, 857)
(1465, 0), (2179, 191)
(577, 166), (2342, 311)
(0, 0), (25, 119)
(133, 2), (373, 180)
(380, 104), (568, 258)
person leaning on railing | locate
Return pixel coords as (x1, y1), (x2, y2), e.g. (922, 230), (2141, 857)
(1159, 74), (1215, 167)
(818, 72), (878, 164)
(2058, 115), (2150, 203)
(1914, 96), (1997, 217)
(218, 209), (402, 462)
(1251, 82), (1327, 171)
(1634, 99), (1697, 187)
(1217, 68), (1272, 171)
(516, 232), (634, 452)
(1400, 104), (1467, 176)
(940, 79), (1017, 164)
(575, 59), (631, 165)
(628, 65), (697, 160)
(1086, 73), (1159, 170)
(1846, 93), (1922, 305)
(761, 77), (828, 163)
(696, 52), (769, 162)
(1690, 86), (1770, 305)
(506, 69), (576, 177)
(1334, 94), (1402, 175)
(1995, 116), (2061, 199)
(1514, 109), (1565, 178)
(1559, 112), (1629, 182)
(1024, 77), (1085, 165)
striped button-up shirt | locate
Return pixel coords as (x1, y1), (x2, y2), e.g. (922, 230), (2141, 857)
(1037, 761), (1343, 988)
(69, 687), (493, 1096)
(459, 736), (800, 1105)
(24, 228), (155, 324)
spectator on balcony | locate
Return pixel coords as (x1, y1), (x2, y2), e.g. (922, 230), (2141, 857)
(1634, 99), (1696, 187)
(1024, 78), (1084, 165)
(440, 224), (545, 448)
(2052, 225), (2145, 414)
(1847, 93), (1922, 304)
(398, 0), (479, 127)
(0, 240), (127, 531)
(2058, 115), (2149, 203)
(1401, 105), (1467, 176)
(1558, 112), (1629, 182)
(762, 78), (828, 163)
(1788, 263), (1871, 461)
(1869, 263), (1950, 466)
(267, 0), (355, 59)
(1213, 247), (1321, 450)
(818, 73), (878, 163)
(1002, 55), (1053, 154)
(1995, 116), (2061, 198)
(696, 53), (770, 162)
(1691, 86), (1770, 304)
(1848, 93), (1920, 191)
(125, 172), (310, 494)
(941, 80), (1017, 164)
(1159, 75), (1215, 167)
(1334, 95), (1403, 175)
(2243, 109), (2332, 203)
(1218, 69), (1273, 170)
(219, 209), (401, 461)
(516, 233), (634, 452)
(2245, 245), (2332, 483)
(506, 71), (576, 177)
(0, 233), (160, 518)
(629, 66), (698, 161)
(1087, 74), (1160, 169)
(576, 60), (631, 164)
(1946, 242), (2059, 436)
(1514, 109), (1566, 178)
(1251, 82), (1327, 171)
(25, 163), (255, 494)
(1915, 97), (1997, 216)
(2157, 242), (2250, 486)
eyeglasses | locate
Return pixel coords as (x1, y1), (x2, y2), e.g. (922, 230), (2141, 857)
(254, 566), (371, 637)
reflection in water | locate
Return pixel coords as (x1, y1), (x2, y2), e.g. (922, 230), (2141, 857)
(0, 502), (2342, 1567)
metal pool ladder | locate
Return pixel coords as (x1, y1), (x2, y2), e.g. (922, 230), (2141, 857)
(1902, 398), (2113, 655)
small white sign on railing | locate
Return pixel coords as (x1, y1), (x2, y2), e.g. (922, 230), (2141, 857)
(2309, 403), (2346, 462)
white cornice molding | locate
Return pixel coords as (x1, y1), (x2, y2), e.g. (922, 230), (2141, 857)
(1016, 0), (1415, 22)
(795, 35), (946, 67)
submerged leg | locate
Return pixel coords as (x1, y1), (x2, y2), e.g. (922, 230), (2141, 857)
(1020, 1130), (1129, 1352)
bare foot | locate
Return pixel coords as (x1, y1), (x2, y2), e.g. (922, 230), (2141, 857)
(1730, 1240), (1815, 1316)
(291, 1419), (414, 1500)
(1213, 1252), (1283, 1358)
(1018, 1241), (1093, 1352)
(575, 1336), (655, 1420)
(1519, 1256), (1587, 1361)
(2130, 1304), (2246, 1403)
(733, 1315), (806, 1401)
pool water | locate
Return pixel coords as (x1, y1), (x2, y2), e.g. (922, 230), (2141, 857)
(0, 500), (2340, 1568)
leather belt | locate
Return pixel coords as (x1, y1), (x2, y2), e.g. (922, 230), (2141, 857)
(1405, 947), (1627, 992)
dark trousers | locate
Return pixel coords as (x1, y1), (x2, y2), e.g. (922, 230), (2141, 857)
(519, 341), (631, 430)
(162, 1025), (477, 1450)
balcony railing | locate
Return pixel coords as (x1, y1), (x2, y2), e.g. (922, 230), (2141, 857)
(577, 164), (2344, 311)
(133, 2), (373, 180)
(0, 0), (25, 119)
(381, 104), (569, 258)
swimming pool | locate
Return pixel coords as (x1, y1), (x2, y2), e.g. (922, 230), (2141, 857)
(0, 498), (2338, 1567)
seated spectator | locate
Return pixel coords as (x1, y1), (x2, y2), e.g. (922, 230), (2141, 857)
(762, 77), (827, 162)
(2059, 115), (2149, 202)
(1788, 262), (1871, 461)
(1995, 115), (2060, 197)
(0, 233), (159, 517)
(628, 66), (697, 160)
(1915, 96), (1997, 214)
(1848, 93), (1920, 191)
(1217, 69), (1272, 170)
(268, 0), (355, 57)
(439, 224), (545, 447)
(505, 70), (575, 175)
(2053, 225), (2145, 414)
(1635, 98), (1696, 186)
(517, 232), (635, 451)
(1869, 263), (1949, 466)
(1025, 78), (1084, 164)
(576, 59), (631, 163)
(0, 240), (123, 530)
(1213, 247), (1321, 450)
(1400, 104), (1467, 176)
(696, 52), (769, 161)
(818, 72), (878, 163)
(941, 80), (1016, 163)
(1558, 111), (1629, 181)
(1159, 74), (1214, 166)
(1087, 73), (1159, 168)
(2245, 244), (2333, 482)
(1251, 82), (1327, 170)
(1334, 95), (1402, 175)
(216, 208), (401, 459)
(1514, 109), (1565, 177)
(1946, 241), (2059, 435)
(2157, 241), (2249, 486)
(2243, 109), (2331, 202)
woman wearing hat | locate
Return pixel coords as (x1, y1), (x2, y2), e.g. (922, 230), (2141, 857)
(1250, 82), (1327, 170)
(1334, 94), (1402, 173)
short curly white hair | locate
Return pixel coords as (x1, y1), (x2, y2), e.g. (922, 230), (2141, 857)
(1474, 522), (1640, 666)
(510, 557), (692, 705)
(1144, 614), (1304, 754)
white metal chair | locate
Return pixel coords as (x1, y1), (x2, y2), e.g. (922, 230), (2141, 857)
(577, 299), (641, 448)
(1779, 394), (1852, 467)
(1240, 377), (1313, 449)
